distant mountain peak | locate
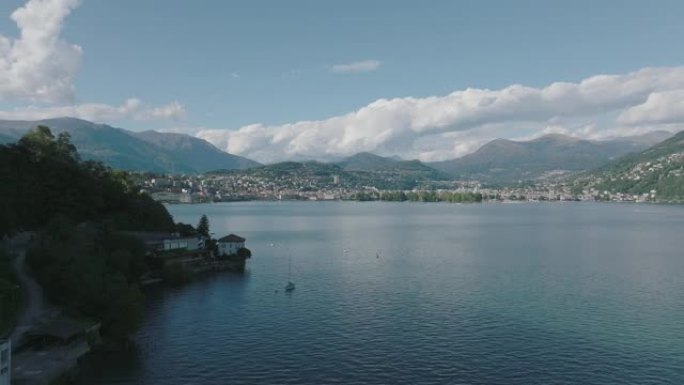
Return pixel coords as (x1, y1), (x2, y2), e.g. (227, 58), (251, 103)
(531, 133), (583, 143)
(429, 132), (674, 184)
(40, 116), (95, 124)
(336, 152), (398, 171)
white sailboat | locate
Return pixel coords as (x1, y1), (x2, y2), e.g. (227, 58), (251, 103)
(285, 255), (295, 292)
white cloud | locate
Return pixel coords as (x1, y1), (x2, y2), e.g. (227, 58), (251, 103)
(146, 101), (186, 121)
(0, 0), (187, 124)
(331, 60), (382, 74)
(196, 66), (684, 163)
(0, 0), (82, 103)
(156, 126), (204, 135)
(0, 99), (186, 122)
(618, 90), (684, 125)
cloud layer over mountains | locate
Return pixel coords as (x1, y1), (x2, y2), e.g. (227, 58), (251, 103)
(2, 1), (684, 163)
(197, 67), (684, 163)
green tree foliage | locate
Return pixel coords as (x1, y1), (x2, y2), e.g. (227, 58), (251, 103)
(353, 191), (377, 201)
(197, 214), (210, 237)
(175, 222), (197, 237)
(206, 238), (219, 256)
(379, 191), (408, 201)
(0, 250), (21, 336)
(27, 218), (145, 341)
(0, 126), (174, 236)
(237, 247), (252, 259)
(18, 126), (79, 163)
(377, 191), (483, 203)
(439, 192), (483, 203)
(0, 126), (180, 341)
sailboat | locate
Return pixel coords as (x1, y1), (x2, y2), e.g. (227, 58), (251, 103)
(285, 254), (295, 292)
(285, 281), (295, 292)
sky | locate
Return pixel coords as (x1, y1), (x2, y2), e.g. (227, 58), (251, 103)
(1, 0), (684, 162)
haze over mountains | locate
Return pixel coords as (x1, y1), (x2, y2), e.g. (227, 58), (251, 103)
(0, 117), (676, 184)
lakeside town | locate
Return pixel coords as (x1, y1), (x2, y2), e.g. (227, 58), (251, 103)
(136, 172), (664, 204)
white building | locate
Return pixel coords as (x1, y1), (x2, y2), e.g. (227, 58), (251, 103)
(0, 339), (10, 385)
(163, 237), (203, 251)
(217, 234), (246, 256)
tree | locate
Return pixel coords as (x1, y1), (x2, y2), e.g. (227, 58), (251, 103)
(175, 222), (197, 237)
(197, 214), (210, 237)
(237, 247), (252, 259)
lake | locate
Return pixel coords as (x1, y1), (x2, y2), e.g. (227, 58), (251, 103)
(77, 202), (684, 384)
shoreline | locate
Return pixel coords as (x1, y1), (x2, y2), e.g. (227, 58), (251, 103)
(162, 198), (682, 205)
(6, 231), (249, 385)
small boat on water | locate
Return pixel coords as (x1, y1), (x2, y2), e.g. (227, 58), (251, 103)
(285, 281), (295, 292)
(285, 254), (295, 292)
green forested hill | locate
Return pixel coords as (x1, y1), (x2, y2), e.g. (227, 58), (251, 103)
(336, 152), (397, 171)
(572, 131), (684, 201)
(0, 126), (174, 235)
(0, 126), (178, 341)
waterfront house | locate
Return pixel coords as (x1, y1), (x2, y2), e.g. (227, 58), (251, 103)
(123, 232), (204, 253)
(217, 234), (246, 256)
(163, 236), (204, 251)
(0, 339), (11, 385)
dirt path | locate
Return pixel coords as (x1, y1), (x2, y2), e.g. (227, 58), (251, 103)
(9, 234), (47, 348)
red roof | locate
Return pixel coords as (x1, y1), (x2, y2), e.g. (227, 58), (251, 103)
(218, 234), (245, 243)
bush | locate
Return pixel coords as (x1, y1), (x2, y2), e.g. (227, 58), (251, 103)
(162, 261), (195, 287)
(237, 247), (252, 259)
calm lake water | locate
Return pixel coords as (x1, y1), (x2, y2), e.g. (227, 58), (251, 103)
(78, 202), (684, 384)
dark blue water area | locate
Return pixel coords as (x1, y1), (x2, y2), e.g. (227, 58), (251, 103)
(77, 202), (684, 384)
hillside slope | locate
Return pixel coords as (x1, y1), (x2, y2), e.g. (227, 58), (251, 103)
(0, 118), (259, 173)
(430, 133), (670, 184)
(134, 130), (260, 172)
(573, 131), (684, 201)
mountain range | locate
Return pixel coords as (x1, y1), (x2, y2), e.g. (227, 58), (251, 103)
(428, 132), (671, 184)
(0, 118), (260, 173)
(0, 117), (676, 184)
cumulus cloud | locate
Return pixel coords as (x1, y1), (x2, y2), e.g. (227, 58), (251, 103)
(618, 90), (684, 125)
(0, 0), (187, 124)
(0, 0), (82, 103)
(331, 60), (382, 74)
(197, 66), (684, 163)
(0, 99), (187, 122)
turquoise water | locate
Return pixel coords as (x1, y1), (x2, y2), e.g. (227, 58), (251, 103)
(78, 202), (684, 384)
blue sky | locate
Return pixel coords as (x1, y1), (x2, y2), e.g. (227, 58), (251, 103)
(1, 0), (684, 162)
